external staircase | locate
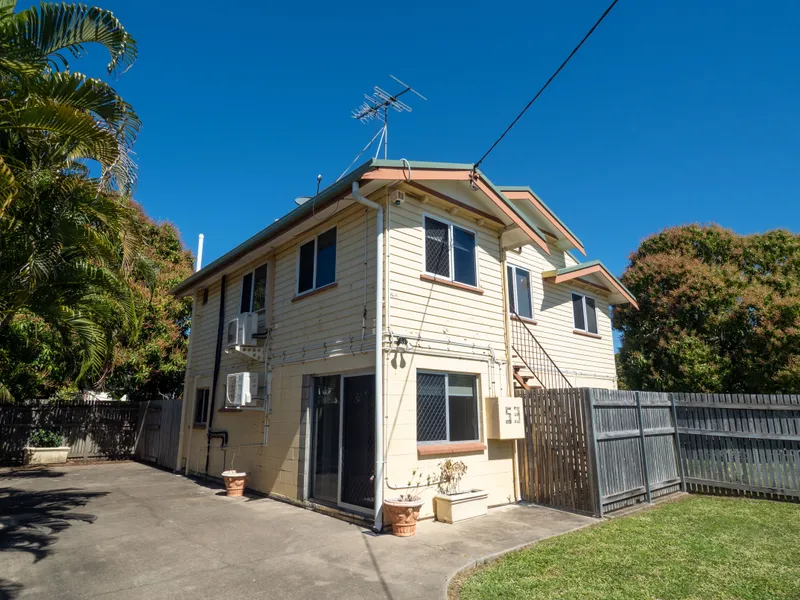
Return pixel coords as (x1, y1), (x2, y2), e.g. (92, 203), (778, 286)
(509, 311), (573, 393)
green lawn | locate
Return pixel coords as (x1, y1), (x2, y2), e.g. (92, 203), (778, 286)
(457, 496), (800, 600)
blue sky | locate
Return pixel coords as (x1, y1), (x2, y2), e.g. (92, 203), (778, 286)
(33, 0), (800, 275)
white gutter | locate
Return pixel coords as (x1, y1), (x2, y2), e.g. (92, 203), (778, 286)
(352, 181), (384, 532)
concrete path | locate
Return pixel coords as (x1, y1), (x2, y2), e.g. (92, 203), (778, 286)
(0, 462), (595, 599)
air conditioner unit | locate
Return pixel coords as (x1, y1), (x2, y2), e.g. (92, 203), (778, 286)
(226, 372), (259, 407)
(227, 312), (258, 347)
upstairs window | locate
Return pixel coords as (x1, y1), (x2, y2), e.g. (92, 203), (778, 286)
(194, 388), (210, 426)
(298, 227), (337, 295)
(423, 216), (477, 287)
(572, 293), (598, 334)
(240, 263), (268, 313)
(507, 265), (533, 320)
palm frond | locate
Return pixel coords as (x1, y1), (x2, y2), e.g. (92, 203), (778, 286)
(28, 72), (141, 144)
(2, 99), (121, 170)
(0, 154), (17, 217)
(7, 3), (137, 75)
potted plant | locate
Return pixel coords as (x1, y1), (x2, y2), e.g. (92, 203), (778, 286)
(383, 469), (430, 537)
(221, 470), (247, 497)
(433, 459), (489, 524)
(24, 429), (70, 465)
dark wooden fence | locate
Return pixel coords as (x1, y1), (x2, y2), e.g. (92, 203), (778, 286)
(519, 389), (800, 517)
(0, 397), (183, 469)
(133, 396), (183, 469)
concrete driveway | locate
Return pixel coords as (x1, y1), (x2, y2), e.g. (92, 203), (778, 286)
(1, 462), (594, 599)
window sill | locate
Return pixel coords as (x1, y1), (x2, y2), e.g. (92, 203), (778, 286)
(192, 424), (207, 429)
(573, 329), (602, 339)
(217, 408), (242, 413)
(417, 441), (487, 456)
(511, 314), (538, 325)
(291, 282), (338, 302)
(419, 274), (484, 295)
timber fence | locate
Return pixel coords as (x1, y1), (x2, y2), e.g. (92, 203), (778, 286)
(519, 388), (800, 517)
(0, 396), (182, 470)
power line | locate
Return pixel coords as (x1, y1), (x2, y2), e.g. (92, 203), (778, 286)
(473, 0), (621, 172)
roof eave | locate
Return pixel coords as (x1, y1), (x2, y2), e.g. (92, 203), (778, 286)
(542, 261), (638, 309)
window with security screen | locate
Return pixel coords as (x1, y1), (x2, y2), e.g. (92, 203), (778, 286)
(417, 372), (479, 443)
(423, 216), (477, 287)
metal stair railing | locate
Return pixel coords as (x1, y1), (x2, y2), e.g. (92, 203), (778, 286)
(510, 310), (573, 390)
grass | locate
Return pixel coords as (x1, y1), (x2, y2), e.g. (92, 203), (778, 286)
(457, 496), (800, 600)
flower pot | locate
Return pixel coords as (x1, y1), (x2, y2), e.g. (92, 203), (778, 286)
(221, 470), (247, 497)
(383, 498), (425, 537)
(434, 489), (489, 524)
(23, 446), (71, 466)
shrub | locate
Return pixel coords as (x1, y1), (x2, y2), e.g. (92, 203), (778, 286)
(29, 428), (64, 448)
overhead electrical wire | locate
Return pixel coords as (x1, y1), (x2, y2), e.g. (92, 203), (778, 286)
(472, 0), (621, 173)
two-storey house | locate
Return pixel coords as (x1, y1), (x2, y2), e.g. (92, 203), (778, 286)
(171, 159), (637, 530)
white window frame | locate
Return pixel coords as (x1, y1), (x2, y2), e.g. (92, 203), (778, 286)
(416, 370), (481, 445)
(296, 227), (338, 296)
(572, 292), (598, 334)
(240, 262), (268, 314)
(507, 264), (534, 320)
(422, 214), (479, 287)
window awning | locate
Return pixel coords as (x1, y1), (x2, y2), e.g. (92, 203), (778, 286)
(542, 260), (638, 308)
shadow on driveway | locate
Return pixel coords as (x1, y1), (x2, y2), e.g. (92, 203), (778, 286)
(0, 482), (107, 599)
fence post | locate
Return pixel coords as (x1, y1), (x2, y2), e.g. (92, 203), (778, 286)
(584, 389), (604, 518)
(635, 391), (652, 503)
(669, 392), (686, 492)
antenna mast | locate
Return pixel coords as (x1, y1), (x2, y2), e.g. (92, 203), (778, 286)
(351, 75), (426, 161)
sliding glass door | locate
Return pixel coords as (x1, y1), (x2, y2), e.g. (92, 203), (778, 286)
(310, 373), (375, 512)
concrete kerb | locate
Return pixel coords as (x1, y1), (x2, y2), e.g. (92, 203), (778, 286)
(445, 514), (600, 599)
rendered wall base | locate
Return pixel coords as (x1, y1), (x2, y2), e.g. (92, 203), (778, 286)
(434, 490), (489, 524)
(23, 446), (70, 466)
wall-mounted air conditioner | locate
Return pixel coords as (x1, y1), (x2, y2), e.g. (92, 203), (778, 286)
(226, 372), (259, 407)
(227, 312), (258, 347)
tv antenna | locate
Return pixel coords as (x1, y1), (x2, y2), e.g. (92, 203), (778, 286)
(338, 75), (426, 180)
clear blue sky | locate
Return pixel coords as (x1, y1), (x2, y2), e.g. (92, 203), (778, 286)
(35, 0), (800, 275)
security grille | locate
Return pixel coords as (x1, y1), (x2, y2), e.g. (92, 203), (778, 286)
(424, 218), (450, 277)
(417, 372), (447, 442)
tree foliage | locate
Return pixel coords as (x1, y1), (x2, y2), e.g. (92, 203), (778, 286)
(0, 1), (193, 401)
(614, 225), (800, 393)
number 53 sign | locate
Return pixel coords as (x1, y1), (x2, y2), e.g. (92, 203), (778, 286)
(487, 397), (525, 440)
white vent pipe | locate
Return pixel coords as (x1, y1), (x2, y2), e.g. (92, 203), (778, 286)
(196, 233), (205, 272)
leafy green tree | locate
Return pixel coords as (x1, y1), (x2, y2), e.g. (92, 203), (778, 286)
(0, 202), (194, 401)
(0, 0), (155, 400)
(102, 206), (194, 400)
(614, 225), (800, 393)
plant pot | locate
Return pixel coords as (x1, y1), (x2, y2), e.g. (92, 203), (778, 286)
(434, 489), (489, 524)
(383, 498), (425, 537)
(221, 470), (247, 497)
(23, 446), (71, 466)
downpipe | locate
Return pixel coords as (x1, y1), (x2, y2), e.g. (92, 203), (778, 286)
(352, 181), (384, 532)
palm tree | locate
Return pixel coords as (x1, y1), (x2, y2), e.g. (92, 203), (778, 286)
(0, 0), (142, 398)
(0, 0), (139, 211)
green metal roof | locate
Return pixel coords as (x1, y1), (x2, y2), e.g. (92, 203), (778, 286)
(550, 260), (636, 302)
(497, 185), (584, 247)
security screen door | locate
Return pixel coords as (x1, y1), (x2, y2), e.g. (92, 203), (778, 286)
(311, 374), (375, 512)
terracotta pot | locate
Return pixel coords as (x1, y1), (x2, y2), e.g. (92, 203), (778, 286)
(221, 470), (247, 497)
(383, 498), (424, 537)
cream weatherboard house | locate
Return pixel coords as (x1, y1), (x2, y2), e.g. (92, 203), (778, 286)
(171, 159), (637, 529)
